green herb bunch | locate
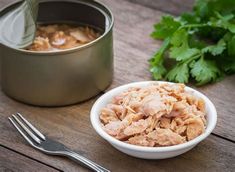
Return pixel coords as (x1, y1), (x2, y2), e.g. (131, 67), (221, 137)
(150, 0), (235, 85)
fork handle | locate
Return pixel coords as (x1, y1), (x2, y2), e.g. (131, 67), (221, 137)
(63, 150), (110, 172)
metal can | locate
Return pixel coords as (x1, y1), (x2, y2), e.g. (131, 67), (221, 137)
(0, 0), (114, 106)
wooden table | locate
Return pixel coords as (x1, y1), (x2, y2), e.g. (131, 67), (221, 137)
(0, 0), (235, 171)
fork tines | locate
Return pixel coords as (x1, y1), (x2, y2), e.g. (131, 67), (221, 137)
(9, 113), (46, 146)
(9, 113), (110, 172)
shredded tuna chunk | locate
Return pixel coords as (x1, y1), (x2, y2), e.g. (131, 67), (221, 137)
(100, 108), (119, 124)
(146, 116), (159, 133)
(175, 125), (187, 135)
(29, 37), (51, 51)
(185, 117), (205, 140)
(122, 113), (144, 125)
(142, 95), (174, 118)
(123, 119), (148, 136)
(127, 135), (155, 147)
(159, 117), (171, 129)
(103, 121), (128, 140)
(103, 121), (124, 136)
(100, 83), (207, 147)
(27, 24), (100, 51)
(147, 128), (185, 146)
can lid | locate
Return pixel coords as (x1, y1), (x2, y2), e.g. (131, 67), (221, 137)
(0, 0), (38, 49)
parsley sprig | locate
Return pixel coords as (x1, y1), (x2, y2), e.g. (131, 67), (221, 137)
(150, 0), (235, 85)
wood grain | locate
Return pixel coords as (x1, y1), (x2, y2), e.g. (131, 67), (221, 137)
(1, 110), (235, 172)
(0, 146), (59, 172)
(128, 0), (194, 15)
(0, 0), (235, 171)
(0, 0), (194, 15)
(0, 0), (17, 10)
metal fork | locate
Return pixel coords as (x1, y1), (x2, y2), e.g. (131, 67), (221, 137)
(9, 113), (110, 172)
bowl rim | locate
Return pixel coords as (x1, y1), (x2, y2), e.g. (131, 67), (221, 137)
(90, 81), (217, 152)
(0, 0), (114, 55)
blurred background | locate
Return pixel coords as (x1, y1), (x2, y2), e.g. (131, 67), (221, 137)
(1, 0), (194, 15)
(127, 0), (194, 15)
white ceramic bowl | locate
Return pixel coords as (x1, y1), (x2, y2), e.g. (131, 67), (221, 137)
(90, 81), (217, 159)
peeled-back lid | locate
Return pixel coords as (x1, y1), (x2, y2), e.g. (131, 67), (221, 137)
(0, 0), (38, 49)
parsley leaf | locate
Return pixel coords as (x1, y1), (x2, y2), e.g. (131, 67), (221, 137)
(170, 29), (200, 61)
(227, 35), (235, 56)
(150, 0), (235, 86)
(210, 12), (235, 33)
(190, 58), (222, 85)
(166, 63), (190, 83)
(149, 38), (170, 79)
(150, 61), (167, 80)
(151, 16), (181, 40)
(223, 60), (235, 74)
(202, 39), (226, 55)
(219, 56), (235, 74)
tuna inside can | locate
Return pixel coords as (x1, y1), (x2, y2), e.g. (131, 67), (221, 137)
(0, 0), (114, 106)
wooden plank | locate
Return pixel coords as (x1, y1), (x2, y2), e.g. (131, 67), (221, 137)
(0, 146), (59, 172)
(1, 111), (235, 172)
(127, 0), (194, 15)
(0, 0), (17, 10)
(0, 0), (194, 15)
(0, 100), (94, 172)
(0, 0), (234, 171)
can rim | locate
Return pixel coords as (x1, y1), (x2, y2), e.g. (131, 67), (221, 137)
(0, 0), (114, 55)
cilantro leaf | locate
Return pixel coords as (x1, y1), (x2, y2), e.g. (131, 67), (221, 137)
(222, 60), (235, 74)
(180, 12), (200, 25)
(202, 39), (226, 55)
(194, 0), (235, 20)
(151, 16), (181, 40)
(166, 63), (190, 83)
(188, 35), (207, 49)
(210, 12), (235, 33)
(149, 0), (235, 86)
(194, 0), (211, 20)
(170, 46), (200, 61)
(220, 57), (235, 74)
(223, 60), (235, 74)
(169, 29), (200, 61)
(149, 38), (170, 79)
(227, 35), (235, 56)
(150, 62), (167, 80)
(190, 58), (222, 85)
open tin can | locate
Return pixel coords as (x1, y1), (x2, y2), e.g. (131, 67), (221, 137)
(0, 0), (114, 106)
